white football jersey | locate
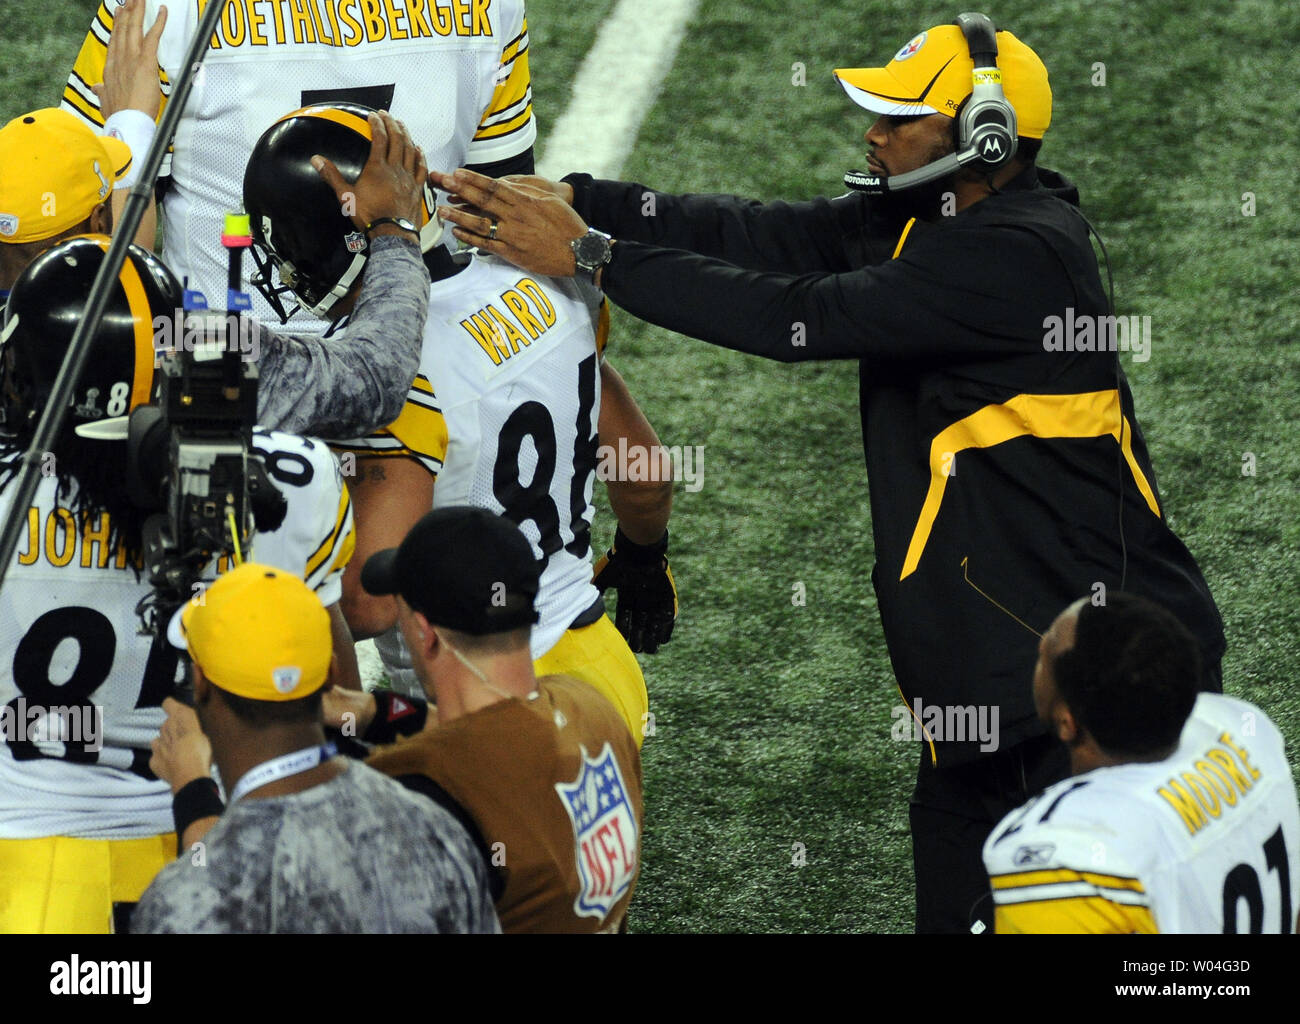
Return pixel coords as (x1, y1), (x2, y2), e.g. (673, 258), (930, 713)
(983, 692), (1300, 933)
(0, 429), (354, 839)
(332, 254), (607, 693)
(62, 0), (535, 323)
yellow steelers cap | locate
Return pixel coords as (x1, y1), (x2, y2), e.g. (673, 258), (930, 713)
(172, 563), (333, 702)
(0, 109), (134, 244)
(834, 25), (1052, 139)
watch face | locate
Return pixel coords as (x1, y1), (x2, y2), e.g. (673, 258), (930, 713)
(574, 232), (611, 268)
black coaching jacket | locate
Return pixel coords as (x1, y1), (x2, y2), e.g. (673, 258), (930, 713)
(569, 165), (1226, 766)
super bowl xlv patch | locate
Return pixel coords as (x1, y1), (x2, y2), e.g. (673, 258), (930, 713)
(555, 742), (638, 919)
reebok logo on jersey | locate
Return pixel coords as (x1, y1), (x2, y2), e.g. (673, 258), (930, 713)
(1012, 843), (1055, 866)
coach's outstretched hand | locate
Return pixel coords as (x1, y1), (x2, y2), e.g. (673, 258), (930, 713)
(430, 168), (590, 277)
(500, 175), (575, 205)
(313, 111), (427, 235)
(593, 528), (678, 654)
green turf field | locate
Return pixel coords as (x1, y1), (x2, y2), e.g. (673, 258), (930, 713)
(3, 0), (1297, 934)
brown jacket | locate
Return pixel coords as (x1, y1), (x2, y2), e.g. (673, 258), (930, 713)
(367, 674), (643, 933)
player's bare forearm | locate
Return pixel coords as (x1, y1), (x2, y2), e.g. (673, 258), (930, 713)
(592, 363), (678, 654)
(112, 190), (157, 250)
(599, 360), (672, 544)
(327, 603), (363, 690)
(339, 457), (434, 640)
(180, 817), (219, 851)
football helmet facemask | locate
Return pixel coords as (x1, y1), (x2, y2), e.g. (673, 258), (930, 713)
(243, 102), (440, 323)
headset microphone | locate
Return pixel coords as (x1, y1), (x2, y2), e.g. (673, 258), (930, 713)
(845, 151), (968, 194)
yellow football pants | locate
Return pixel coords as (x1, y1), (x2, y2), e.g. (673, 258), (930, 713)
(0, 833), (175, 933)
(533, 615), (648, 747)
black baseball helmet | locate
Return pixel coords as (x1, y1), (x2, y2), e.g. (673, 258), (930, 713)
(243, 102), (438, 323)
(1, 234), (181, 437)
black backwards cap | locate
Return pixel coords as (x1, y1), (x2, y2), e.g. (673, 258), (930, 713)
(361, 506), (541, 635)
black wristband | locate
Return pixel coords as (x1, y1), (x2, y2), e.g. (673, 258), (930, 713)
(613, 526), (669, 565)
(363, 691), (430, 745)
(172, 777), (224, 854)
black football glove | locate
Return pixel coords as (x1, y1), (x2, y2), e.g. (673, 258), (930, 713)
(592, 527), (677, 654)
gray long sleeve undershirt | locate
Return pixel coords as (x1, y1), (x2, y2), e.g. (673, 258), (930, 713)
(255, 234), (430, 437)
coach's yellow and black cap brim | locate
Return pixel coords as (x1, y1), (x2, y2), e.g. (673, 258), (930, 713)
(0, 109), (133, 244)
(834, 25), (1052, 139)
(168, 563), (333, 702)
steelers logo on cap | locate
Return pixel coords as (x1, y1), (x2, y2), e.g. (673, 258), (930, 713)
(894, 32), (927, 62)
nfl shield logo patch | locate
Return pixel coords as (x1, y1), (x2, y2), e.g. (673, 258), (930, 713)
(271, 665), (302, 693)
(0, 213), (18, 237)
(556, 742), (639, 919)
(344, 231), (367, 254)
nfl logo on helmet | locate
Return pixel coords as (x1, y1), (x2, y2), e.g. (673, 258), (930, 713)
(556, 743), (638, 919)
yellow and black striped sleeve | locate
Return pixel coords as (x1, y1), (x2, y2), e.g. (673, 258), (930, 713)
(61, 1), (170, 128)
(990, 868), (1158, 934)
(470, 18), (535, 153)
(330, 375), (449, 479)
(304, 485), (356, 593)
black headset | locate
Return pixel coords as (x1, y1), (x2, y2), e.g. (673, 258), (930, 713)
(845, 11), (1018, 193)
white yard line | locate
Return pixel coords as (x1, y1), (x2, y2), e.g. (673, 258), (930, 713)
(359, 0), (697, 689)
(536, 0), (700, 180)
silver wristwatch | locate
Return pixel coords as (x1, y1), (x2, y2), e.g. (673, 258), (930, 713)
(570, 228), (614, 283)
